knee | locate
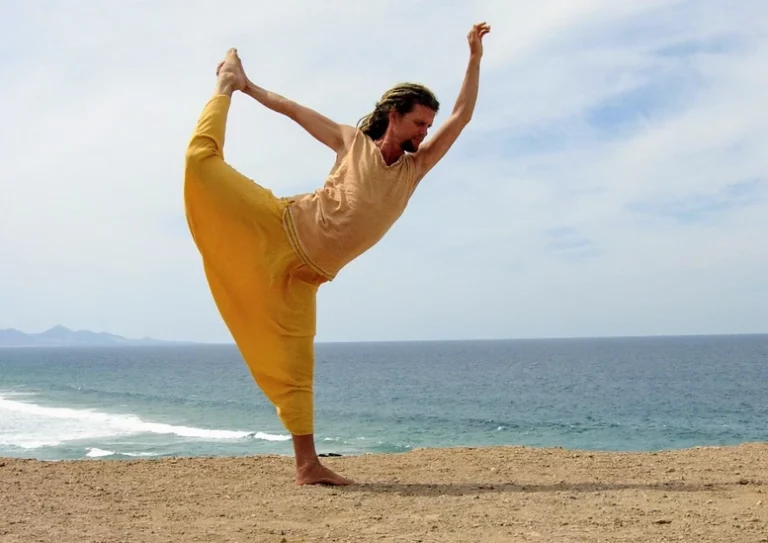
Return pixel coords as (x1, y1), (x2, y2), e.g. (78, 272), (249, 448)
(184, 136), (220, 176)
(184, 144), (203, 177)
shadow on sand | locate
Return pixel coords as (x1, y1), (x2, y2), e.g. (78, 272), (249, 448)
(334, 480), (762, 497)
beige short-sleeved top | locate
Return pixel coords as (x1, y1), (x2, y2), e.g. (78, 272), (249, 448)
(284, 129), (422, 280)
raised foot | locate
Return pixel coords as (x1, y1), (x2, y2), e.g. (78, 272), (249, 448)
(296, 462), (355, 486)
(215, 48), (247, 95)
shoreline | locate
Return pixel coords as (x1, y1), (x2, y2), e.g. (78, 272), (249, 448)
(5, 438), (768, 464)
(2, 442), (766, 542)
(4, 439), (768, 465)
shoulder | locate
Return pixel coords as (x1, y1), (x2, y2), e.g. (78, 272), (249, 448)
(410, 148), (430, 180)
(340, 125), (362, 148)
(334, 125), (363, 160)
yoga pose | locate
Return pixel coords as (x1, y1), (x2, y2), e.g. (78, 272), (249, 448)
(184, 22), (490, 485)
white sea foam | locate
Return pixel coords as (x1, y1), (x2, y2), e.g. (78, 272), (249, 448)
(250, 431), (290, 442)
(85, 448), (159, 458)
(0, 394), (289, 450)
(85, 447), (115, 457)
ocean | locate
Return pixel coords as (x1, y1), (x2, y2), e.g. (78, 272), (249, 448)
(1, 335), (766, 461)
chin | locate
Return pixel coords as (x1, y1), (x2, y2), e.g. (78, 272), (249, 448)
(402, 141), (420, 153)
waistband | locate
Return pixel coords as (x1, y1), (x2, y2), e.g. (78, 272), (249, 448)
(281, 203), (336, 284)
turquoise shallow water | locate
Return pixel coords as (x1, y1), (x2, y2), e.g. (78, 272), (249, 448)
(1, 335), (766, 460)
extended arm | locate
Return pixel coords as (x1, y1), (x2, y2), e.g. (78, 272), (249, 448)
(413, 23), (490, 179)
(243, 80), (356, 154)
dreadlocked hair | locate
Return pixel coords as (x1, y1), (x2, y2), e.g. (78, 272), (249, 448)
(357, 83), (439, 140)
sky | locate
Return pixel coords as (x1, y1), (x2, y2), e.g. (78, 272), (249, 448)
(1, 0), (766, 343)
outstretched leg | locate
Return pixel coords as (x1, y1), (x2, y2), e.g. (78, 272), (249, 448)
(185, 49), (354, 486)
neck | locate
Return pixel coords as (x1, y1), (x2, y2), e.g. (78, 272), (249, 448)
(375, 137), (405, 165)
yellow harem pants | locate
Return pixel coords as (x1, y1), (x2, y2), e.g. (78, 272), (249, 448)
(183, 94), (325, 436)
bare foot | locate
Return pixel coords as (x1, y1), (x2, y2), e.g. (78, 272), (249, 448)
(215, 48), (247, 96)
(296, 461), (355, 486)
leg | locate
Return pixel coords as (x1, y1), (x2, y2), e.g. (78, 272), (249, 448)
(274, 281), (353, 485)
(184, 49), (285, 273)
(184, 50), (273, 229)
(184, 52), (352, 484)
(218, 268), (353, 486)
(184, 48), (246, 177)
(293, 433), (354, 485)
(205, 268), (353, 486)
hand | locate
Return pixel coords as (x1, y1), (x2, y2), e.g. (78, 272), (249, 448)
(216, 47), (248, 96)
(215, 49), (250, 92)
(467, 22), (491, 58)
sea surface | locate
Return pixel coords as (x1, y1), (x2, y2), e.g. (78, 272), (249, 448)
(1, 335), (767, 461)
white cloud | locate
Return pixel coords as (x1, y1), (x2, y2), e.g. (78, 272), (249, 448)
(1, 0), (766, 341)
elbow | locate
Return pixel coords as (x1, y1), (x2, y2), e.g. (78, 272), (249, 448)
(452, 110), (473, 126)
(279, 99), (300, 120)
(450, 104), (473, 122)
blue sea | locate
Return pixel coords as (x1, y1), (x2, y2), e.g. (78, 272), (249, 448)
(1, 335), (766, 461)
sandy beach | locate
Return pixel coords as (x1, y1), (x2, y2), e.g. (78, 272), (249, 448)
(2, 442), (767, 542)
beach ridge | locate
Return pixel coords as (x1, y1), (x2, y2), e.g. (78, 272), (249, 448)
(2, 442), (767, 541)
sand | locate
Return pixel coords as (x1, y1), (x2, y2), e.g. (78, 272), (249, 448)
(2, 442), (767, 542)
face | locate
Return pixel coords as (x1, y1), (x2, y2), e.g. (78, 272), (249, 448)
(390, 104), (436, 152)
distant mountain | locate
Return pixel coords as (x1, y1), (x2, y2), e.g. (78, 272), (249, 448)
(0, 325), (195, 348)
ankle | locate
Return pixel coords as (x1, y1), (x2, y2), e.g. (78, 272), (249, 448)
(291, 433), (320, 470)
(215, 83), (235, 97)
(296, 455), (321, 472)
(216, 72), (240, 96)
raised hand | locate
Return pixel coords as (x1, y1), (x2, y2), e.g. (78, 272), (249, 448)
(467, 22), (491, 58)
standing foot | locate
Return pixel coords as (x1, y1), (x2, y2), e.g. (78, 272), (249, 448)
(291, 433), (354, 485)
(296, 460), (355, 486)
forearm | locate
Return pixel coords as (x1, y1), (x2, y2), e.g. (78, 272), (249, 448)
(451, 54), (481, 122)
(243, 80), (345, 152)
(244, 81), (297, 117)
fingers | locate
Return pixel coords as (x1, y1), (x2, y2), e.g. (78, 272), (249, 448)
(467, 28), (490, 44)
(471, 21), (491, 37)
